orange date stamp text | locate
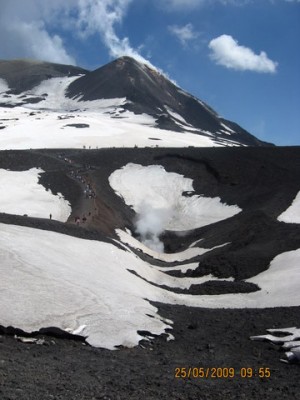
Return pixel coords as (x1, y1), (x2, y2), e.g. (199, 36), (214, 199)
(174, 367), (271, 379)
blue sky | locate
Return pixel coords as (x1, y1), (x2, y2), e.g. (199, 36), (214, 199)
(0, 0), (299, 145)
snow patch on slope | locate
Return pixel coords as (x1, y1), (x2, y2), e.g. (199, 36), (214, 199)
(278, 191), (300, 224)
(165, 105), (193, 127)
(29, 76), (128, 112)
(220, 122), (235, 134)
(116, 229), (229, 262)
(0, 168), (71, 221)
(251, 327), (300, 364)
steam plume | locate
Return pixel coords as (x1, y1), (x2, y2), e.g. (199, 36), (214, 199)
(134, 202), (172, 253)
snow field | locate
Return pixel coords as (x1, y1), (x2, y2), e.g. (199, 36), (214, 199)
(0, 223), (173, 349)
(1, 222), (300, 349)
(0, 168), (71, 221)
(0, 106), (218, 150)
(0, 76), (229, 150)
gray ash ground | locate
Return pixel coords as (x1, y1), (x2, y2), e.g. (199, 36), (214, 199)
(1, 306), (299, 400)
(0, 146), (300, 399)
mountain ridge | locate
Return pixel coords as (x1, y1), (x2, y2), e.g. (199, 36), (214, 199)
(0, 59), (87, 93)
(0, 56), (273, 147)
(66, 56), (272, 147)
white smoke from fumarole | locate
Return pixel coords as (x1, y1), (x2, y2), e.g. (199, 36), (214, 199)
(134, 202), (172, 253)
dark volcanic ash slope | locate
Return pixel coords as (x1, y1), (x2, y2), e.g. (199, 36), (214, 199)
(1, 305), (299, 400)
(0, 59), (87, 93)
(66, 56), (271, 147)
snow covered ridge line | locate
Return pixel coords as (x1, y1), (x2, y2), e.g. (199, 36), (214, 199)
(0, 168), (71, 221)
(251, 328), (300, 364)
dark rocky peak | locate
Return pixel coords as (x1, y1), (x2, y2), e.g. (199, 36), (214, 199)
(66, 56), (176, 105)
(66, 56), (220, 125)
(66, 56), (272, 146)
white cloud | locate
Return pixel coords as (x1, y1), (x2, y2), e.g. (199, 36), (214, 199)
(0, 0), (158, 69)
(208, 34), (278, 73)
(168, 23), (199, 46)
(5, 21), (75, 65)
(0, 0), (76, 64)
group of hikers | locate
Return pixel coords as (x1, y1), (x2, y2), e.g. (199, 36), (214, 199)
(69, 170), (97, 199)
(56, 152), (97, 227)
(74, 211), (92, 225)
(70, 170), (97, 226)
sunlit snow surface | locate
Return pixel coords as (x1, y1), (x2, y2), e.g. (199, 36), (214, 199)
(0, 76), (242, 150)
(109, 163), (241, 230)
(0, 168), (71, 221)
(1, 223), (300, 349)
(278, 191), (300, 224)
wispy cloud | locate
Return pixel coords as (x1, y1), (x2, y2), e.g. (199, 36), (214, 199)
(0, 0), (157, 69)
(163, 0), (205, 10)
(168, 23), (199, 46)
(162, 0), (250, 11)
(76, 0), (132, 54)
(158, 0), (300, 11)
(75, 0), (157, 67)
(208, 34), (278, 73)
